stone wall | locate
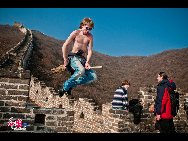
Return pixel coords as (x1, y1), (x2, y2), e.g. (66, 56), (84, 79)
(28, 76), (133, 133)
(29, 76), (75, 109)
(28, 76), (188, 133)
(0, 77), (74, 133)
(0, 26), (74, 133)
(1, 25), (188, 133)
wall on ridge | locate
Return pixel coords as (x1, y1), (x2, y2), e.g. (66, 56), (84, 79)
(0, 26), (74, 133)
(29, 76), (188, 133)
(0, 26), (33, 79)
(1, 25), (188, 133)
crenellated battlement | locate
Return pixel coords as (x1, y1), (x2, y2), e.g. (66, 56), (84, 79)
(27, 76), (188, 133)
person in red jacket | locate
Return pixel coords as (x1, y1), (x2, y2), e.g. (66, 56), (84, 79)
(154, 72), (176, 133)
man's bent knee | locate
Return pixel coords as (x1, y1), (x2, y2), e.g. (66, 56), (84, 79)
(74, 68), (85, 79)
(91, 73), (97, 81)
(93, 73), (97, 81)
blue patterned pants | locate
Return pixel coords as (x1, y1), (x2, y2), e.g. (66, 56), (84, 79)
(62, 56), (97, 91)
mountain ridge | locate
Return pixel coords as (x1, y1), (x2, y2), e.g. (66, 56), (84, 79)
(0, 25), (187, 106)
(30, 30), (188, 106)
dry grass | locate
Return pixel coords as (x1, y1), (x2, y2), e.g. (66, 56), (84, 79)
(0, 24), (25, 57)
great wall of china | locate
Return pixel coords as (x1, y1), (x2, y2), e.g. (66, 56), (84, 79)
(0, 23), (188, 133)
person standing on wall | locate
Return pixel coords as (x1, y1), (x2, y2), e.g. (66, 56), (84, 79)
(151, 72), (176, 133)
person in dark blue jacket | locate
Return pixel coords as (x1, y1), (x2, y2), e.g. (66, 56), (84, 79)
(154, 72), (176, 133)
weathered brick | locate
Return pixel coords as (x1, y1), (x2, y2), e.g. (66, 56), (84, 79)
(17, 96), (28, 101)
(33, 109), (52, 114)
(11, 107), (31, 113)
(9, 78), (30, 84)
(0, 77), (9, 82)
(58, 121), (73, 127)
(0, 89), (6, 95)
(52, 109), (65, 115)
(54, 126), (68, 132)
(3, 113), (25, 119)
(46, 121), (56, 126)
(46, 115), (56, 120)
(57, 116), (67, 121)
(5, 100), (26, 107)
(8, 90), (28, 96)
(22, 119), (35, 125)
(4, 84), (18, 89)
(0, 95), (17, 100)
(18, 85), (29, 90)
(67, 111), (74, 116)
(25, 125), (35, 131)
(0, 107), (11, 112)
(0, 101), (4, 106)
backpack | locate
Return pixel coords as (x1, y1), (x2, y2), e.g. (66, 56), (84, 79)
(165, 84), (179, 117)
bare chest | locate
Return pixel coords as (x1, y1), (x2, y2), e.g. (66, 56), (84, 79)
(74, 35), (90, 45)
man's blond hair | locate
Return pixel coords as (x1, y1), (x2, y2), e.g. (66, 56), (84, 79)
(79, 18), (94, 29)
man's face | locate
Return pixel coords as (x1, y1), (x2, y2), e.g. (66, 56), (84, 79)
(157, 74), (163, 82)
(123, 85), (130, 89)
(82, 24), (92, 35)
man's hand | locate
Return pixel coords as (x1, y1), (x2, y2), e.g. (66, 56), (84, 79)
(85, 62), (91, 70)
(149, 105), (154, 112)
(125, 110), (129, 114)
(156, 115), (161, 121)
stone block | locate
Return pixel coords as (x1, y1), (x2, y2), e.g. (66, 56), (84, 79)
(46, 115), (56, 120)
(0, 78), (9, 82)
(0, 101), (4, 106)
(0, 95), (16, 101)
(54, 126), (68, 132)
(33, 109), (52, 114)
(52, 109), (65, 115)
(3, 113), (25, 119)
(18, 85), (29, 90)
(10, 107), (31, 113)
(0, 83), (18, 89)
(0, 89), (6, 95)
(46, 121), (56, 126)
(8, 90), (28, 96)
(0, 107), (11, 112)
(9, 78), (30, 84)
(5, 100), (26, 107)
(17, 96), (28, 102)
(57, 116), (67, 121)
(67, 111), (74, 116)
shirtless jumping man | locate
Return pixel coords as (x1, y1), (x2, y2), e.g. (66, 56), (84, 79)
(58, 18), (97, 97)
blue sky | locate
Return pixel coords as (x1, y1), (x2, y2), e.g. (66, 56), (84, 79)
(0, 8), (188, 56)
